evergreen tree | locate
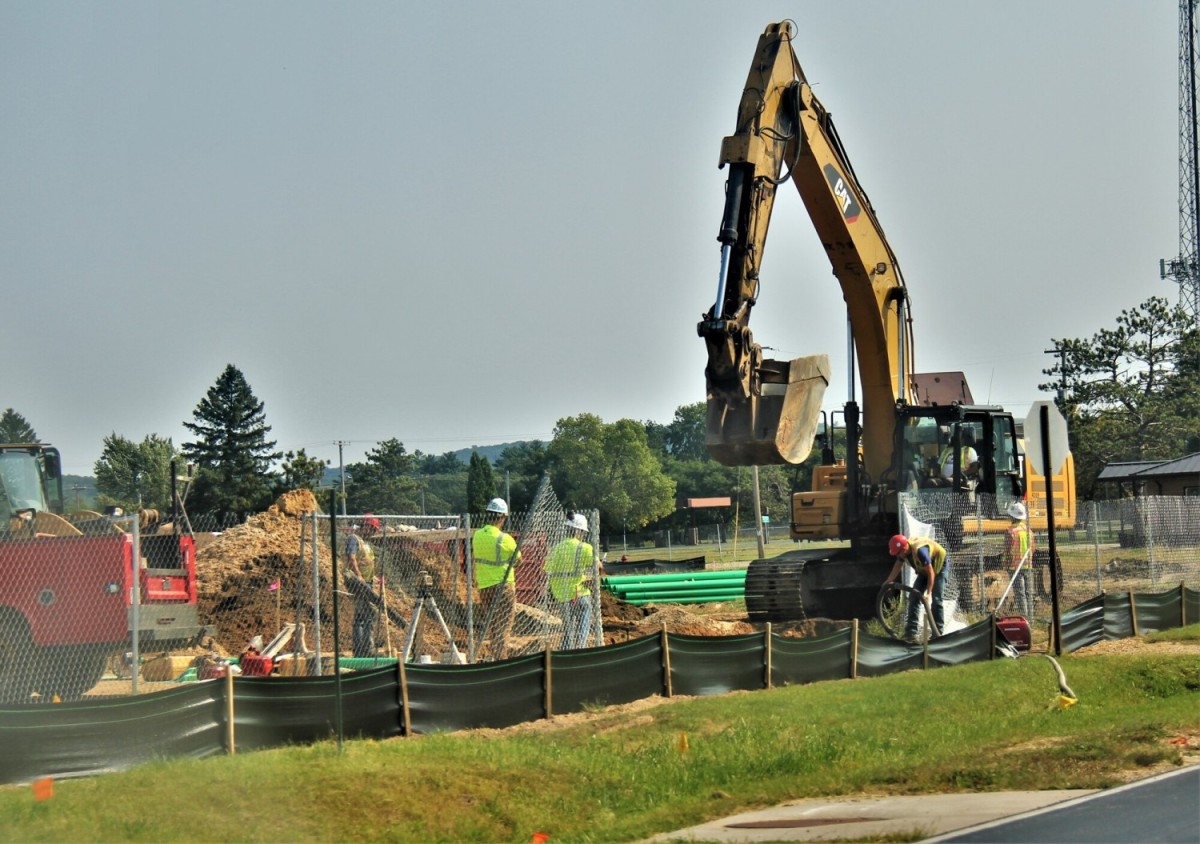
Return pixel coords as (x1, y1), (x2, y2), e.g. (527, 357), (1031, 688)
(344, 439), (419, 513)
(0, 409), (37, 443)
(1041, 296), (1200, 495)
(276, 448), (330, 493)
(182, 364), (281, 516)
(94, 433), (178, 512)
(466, 451), (497, 513)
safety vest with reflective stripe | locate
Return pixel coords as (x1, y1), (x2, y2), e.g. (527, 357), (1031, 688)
(1006, 523), (1032, 569)
(903, 536), (947, 575)
(472, 523), (519, 588)
(938, 446), (975, 478)
(544, 537), (594, 602)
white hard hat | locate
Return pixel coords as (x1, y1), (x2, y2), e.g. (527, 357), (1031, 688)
(567, 513), (588, 532)
(485, 497), (508, 515)
(1007, 501), (1027, 520)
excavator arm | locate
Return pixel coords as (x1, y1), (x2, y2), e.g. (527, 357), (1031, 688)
(698, 21), (914, 483)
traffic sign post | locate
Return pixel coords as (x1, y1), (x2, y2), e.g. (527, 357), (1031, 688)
(1025, 401), (1069, 655)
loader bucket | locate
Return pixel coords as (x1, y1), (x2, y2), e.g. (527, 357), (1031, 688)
(706, 354), (830, 466)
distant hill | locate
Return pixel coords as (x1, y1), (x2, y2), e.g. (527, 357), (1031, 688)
(451, 442), (530, 464)
(61, 474), (98, 511)
(319, 441), (530, 487)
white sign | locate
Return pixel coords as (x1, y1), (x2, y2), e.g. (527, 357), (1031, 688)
(1024, 401), (1069, 476)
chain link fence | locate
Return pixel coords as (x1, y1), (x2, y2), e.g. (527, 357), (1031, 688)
(0, 510), (207, 704)
(6, 490), (1198, 701)
(898, 491), (1200, 641)
(171, 480), (605, 681)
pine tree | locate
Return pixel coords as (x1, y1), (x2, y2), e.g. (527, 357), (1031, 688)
(466, 451), (497, 514)
(0, 409), (37, 443)
(344, 439), (419, 512)
(182, 364), (281, 516)
(94, 433), (178, 511)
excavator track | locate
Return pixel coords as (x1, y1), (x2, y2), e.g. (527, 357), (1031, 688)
(744, 550), (891, 622)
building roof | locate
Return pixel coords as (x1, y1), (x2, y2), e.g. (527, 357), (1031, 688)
(1132, 452), (1200, 477)
(1097, 453), (1200, 481)
(1096, 461), (1162, 481)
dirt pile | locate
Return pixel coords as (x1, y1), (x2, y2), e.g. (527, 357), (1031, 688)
(195, 490), (326, 651)
(194, 492), (470, 656)
(191, 493), (840, 657)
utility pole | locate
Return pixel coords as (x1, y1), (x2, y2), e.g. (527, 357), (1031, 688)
(1043, 348), (1068, 405)
(337, 441), (347, 516)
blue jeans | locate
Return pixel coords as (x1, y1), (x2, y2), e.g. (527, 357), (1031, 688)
(906, 567), (946, 638)
(352, 599), (378, 657)
(559, 598), (594, 649)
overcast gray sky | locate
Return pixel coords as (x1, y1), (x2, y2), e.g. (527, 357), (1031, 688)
(1, 1), (1182, 475)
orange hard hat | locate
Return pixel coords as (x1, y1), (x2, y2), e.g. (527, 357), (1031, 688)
(889, 534), (910, 556)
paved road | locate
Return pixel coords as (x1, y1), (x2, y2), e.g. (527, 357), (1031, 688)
(646, 764), (1199, 843)
(926, 765), (1199, 843)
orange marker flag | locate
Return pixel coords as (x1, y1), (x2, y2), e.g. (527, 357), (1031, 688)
(33, 777), (53, 801)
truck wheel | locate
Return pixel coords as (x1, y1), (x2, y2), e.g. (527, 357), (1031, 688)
(41, 644), (109, 701)
(0, 615), (36, 704)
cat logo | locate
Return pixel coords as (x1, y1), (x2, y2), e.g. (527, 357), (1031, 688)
(823, 163), (861, 223)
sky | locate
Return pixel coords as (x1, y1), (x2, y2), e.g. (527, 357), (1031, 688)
(1, 1), (1184, 476)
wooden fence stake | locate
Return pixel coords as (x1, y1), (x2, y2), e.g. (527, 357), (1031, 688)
(850, 619), (859, 679)
(544, 646), (553, 719)
(399, 659), (411, 737)
(661, 624), (672, 698)
(225, 667), (235, 755)
(764, 623), (772, 690)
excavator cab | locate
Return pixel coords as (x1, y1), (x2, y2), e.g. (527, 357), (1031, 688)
(705, 353), (831, 466)
(895, 408), (1024, 503)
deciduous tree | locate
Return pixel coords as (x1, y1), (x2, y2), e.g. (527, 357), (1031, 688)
(548, 414), (675, 532)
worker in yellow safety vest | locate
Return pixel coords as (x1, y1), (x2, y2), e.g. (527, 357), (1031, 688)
(1004, 501), (1034, 619)
(544, 513), (600, 650)
(472, 497), (520, 660)
(883, 534), (949, 639)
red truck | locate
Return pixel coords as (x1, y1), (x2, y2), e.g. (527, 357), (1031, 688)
(0, 443), (206, 701)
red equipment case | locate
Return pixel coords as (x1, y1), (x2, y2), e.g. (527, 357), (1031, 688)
(997, 615), (1031, 651)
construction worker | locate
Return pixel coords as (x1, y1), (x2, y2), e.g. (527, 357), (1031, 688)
(1004, 501), (1034, 619)
(472, 497), (520, 660)
(883, 533), (948, 640)
(545, 513), (599, 650)
(345, 517), (379, 657)
(937, 428), (979, 486)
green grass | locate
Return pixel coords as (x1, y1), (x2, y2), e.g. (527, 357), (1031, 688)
(1, 649), (1196, 843)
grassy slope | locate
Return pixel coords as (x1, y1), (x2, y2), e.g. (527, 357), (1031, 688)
(0, 638), (1197, 844)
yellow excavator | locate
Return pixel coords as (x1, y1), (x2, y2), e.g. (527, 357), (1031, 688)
(698, 21), (1074, 621)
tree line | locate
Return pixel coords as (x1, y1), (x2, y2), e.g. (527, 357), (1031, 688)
(1041, 295), (1200, 497)
(8, 296), (1187, 536)
(2, 364), (824, 536)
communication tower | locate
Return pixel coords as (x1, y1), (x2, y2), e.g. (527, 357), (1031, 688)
(1160, 0), (1200, 321)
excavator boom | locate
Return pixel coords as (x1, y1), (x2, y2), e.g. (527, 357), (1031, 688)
(698, 21), (912, 476)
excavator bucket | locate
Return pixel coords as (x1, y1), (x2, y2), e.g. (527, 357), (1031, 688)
(706, 354), (830, 466)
